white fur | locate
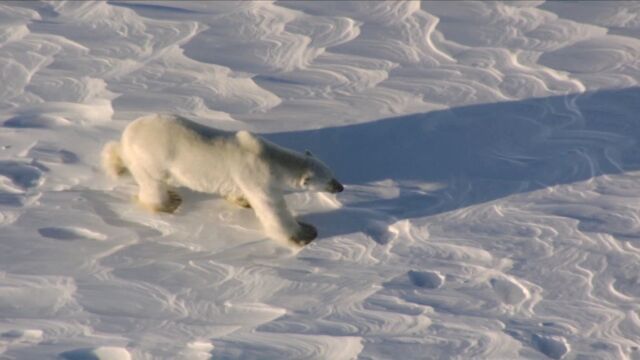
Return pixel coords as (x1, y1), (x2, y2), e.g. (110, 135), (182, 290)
(102, 114), (340, 245)
(101, 141), (126, 179)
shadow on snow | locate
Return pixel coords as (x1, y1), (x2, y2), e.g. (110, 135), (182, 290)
(263, 87), (640, 241)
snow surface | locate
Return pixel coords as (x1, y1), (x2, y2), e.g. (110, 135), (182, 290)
(1, 1), (640, 359)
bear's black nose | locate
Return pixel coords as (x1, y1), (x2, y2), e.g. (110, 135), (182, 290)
(328, 179), (344, 193)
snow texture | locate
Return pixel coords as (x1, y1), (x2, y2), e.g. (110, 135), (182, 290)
(1, 1), (640, 359)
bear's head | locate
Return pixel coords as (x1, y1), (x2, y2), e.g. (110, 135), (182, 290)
(300, 150), (344, 194)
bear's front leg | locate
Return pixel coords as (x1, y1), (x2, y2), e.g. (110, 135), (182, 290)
(241, 188), (317, 246)
(292, 222), (317, 246)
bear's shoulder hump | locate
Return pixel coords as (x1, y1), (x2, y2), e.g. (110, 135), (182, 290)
(236, 130), (263, 154)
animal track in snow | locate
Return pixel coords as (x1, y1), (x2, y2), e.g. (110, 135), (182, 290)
(0, 161), (44, 191)
(1, 329), (43, 344)
(532, 334), (570, 359)
(38, 226), (107, 241)
(408, 270), (444, 289)
(26, 142), (78, 164)
(0, 161), (44, 207)
(60, 346), (132, 360)
(4, 114), (71, 128)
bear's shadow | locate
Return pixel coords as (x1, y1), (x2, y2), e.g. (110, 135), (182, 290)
(263, 87), (640, 242)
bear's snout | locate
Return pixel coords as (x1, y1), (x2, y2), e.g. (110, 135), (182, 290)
(327, 179), (344, 193)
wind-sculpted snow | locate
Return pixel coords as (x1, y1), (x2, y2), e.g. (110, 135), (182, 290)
(1, 1), (640, 359)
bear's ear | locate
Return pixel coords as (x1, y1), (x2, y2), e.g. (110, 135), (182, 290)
(304, 149), (313, 157)
(236, 130), (263, 154)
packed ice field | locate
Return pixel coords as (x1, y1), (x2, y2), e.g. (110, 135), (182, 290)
(1, 1), (640, 359)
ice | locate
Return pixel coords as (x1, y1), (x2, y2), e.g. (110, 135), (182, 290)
(1, 1), (639, 358)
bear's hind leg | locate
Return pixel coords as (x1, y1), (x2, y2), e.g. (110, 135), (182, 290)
(163, 190), (183, 213)
(129, 165), (181, 213)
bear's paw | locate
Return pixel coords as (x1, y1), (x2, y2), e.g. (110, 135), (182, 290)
(290, 222), (317, 246)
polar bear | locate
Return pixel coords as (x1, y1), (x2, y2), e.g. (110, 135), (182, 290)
(101, 114), (343, 246)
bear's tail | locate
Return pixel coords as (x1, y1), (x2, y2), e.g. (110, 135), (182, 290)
(101, 141), (127, 179)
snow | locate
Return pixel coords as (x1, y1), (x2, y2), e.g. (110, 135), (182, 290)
(1, 1), (639, 359)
